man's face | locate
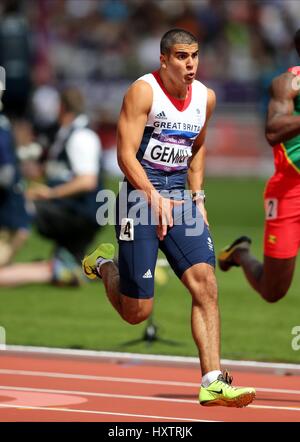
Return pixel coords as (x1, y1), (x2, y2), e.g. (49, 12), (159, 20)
(161, 43), (199, 85)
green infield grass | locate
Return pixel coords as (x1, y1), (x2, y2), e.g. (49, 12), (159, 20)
(0, 177), (299, 363)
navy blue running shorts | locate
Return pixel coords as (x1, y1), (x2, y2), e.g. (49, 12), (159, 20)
(115, 190), (215, 299)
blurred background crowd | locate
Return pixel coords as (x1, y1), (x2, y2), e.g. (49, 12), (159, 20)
(1, 0), (300, 177)
(2, 0), (300, 275)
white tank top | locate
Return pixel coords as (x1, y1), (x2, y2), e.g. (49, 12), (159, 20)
(136, 72), (207, 173)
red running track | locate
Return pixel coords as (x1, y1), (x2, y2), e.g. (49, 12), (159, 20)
(0, 351), (299, 422)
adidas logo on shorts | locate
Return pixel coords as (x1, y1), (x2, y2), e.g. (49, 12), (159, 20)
(207, 237), (214, 251)
(142, 269), (152, 278)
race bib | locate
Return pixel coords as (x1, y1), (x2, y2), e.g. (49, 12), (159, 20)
(265, 198), (278, 220)
(119, 218), (134, 241)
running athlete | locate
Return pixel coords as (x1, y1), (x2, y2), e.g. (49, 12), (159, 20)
(83, 29), (255, 407)
(218, 29), (300, 303)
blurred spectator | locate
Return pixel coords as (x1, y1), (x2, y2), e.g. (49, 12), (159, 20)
(0, 90), (29, 266)
(31, 84), (60, 150)
(0, 0), (32, 119)
(14, 0), (299, 114)
(0, 86), (103, 287)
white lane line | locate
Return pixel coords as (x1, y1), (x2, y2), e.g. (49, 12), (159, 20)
(0, 385), (299, 413)
(0, 404), (216, 422)
(250, 404), (300, 412)
(0, 369), (300, 396)
(255, 387), (300, 395)
(4, 344), (300, 375)
(0, 385), (195, 404)
(0, 369), (197, 387)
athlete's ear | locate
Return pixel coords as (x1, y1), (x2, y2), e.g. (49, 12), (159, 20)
(160, 54), (166, 68)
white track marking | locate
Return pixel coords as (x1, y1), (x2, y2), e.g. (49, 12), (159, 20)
(254, 387), (300, 395)
(0, 369), (300, 396)
(4, 345), (300, 375)
(0, 369), (197, 386)
(0, 385), (299, 413)
(0, 385), (196, 404)
(0, 403), (216, 422)
(250, 404), (300, 412)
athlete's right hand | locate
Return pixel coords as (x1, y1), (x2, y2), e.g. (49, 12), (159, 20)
(151, 193), (184, 241)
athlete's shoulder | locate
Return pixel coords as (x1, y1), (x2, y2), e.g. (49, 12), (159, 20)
(126, 75), (153, 99)
(192, 80), (215, 118)
(270, 71), (296, 98)
(137, 72), (156, 84)
(193, 80), (214, 99)
(192, 79), (207, 92)
(207, 87), (216, 103)
(206, 88), (216, 117)
(121, 76), (153, 115)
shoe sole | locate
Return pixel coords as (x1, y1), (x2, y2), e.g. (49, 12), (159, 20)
(82, 244), (115, 280)
(200, 391), (256, 408)
(218, 259), (236, 272)
(82, 260), (97, 280)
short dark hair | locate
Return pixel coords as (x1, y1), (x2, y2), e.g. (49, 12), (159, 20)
(294, 29), (300, 57)
(160, 28), (198, 55)
(60, 87), (85, 115)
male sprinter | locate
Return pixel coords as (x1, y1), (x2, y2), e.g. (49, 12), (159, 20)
(83, 29), (255, 407)
(218, 29), (300, 303)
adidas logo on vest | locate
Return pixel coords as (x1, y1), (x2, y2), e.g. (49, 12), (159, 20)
(142, 269), (152, 278)
(155, 111), (167, 119)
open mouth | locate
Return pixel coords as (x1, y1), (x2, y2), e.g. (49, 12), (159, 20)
(186, 73), (195, 80)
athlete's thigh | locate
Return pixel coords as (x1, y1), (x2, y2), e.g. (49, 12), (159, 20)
(160, 201), (215, 279)
(118, 238), (159, 299)
(264, 185), (300, 259)
(115, 181), (159, 299)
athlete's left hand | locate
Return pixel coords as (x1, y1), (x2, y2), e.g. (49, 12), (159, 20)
(153, 195), (184, 241)
(196, 199), (209, 226)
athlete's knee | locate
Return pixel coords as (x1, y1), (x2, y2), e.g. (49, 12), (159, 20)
(261, 285), (289, 303)
(260, 256), (295, 303)
(189, 269), (218, 304)
(122, 310), (151, 325)
(121, 299), (153, 325)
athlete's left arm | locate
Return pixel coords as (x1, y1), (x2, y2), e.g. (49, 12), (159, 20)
(188, 88), (216, 191)
(187, 88), (216, 223)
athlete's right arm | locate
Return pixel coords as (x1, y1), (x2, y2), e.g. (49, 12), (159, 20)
(266, 72), (300, 146)
(117, 80), (161, 202)
(117, 80), (182, 240)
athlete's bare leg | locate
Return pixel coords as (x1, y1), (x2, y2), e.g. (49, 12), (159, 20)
(0, 229), (29, 267)
(0, 261), (52, 286)
(100, 262), (153, 324)
(181, 263), (220, 375)
(233, 250), (297, 302)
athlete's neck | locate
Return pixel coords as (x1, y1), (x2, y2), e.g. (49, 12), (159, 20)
(158, 69), (190, 100)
